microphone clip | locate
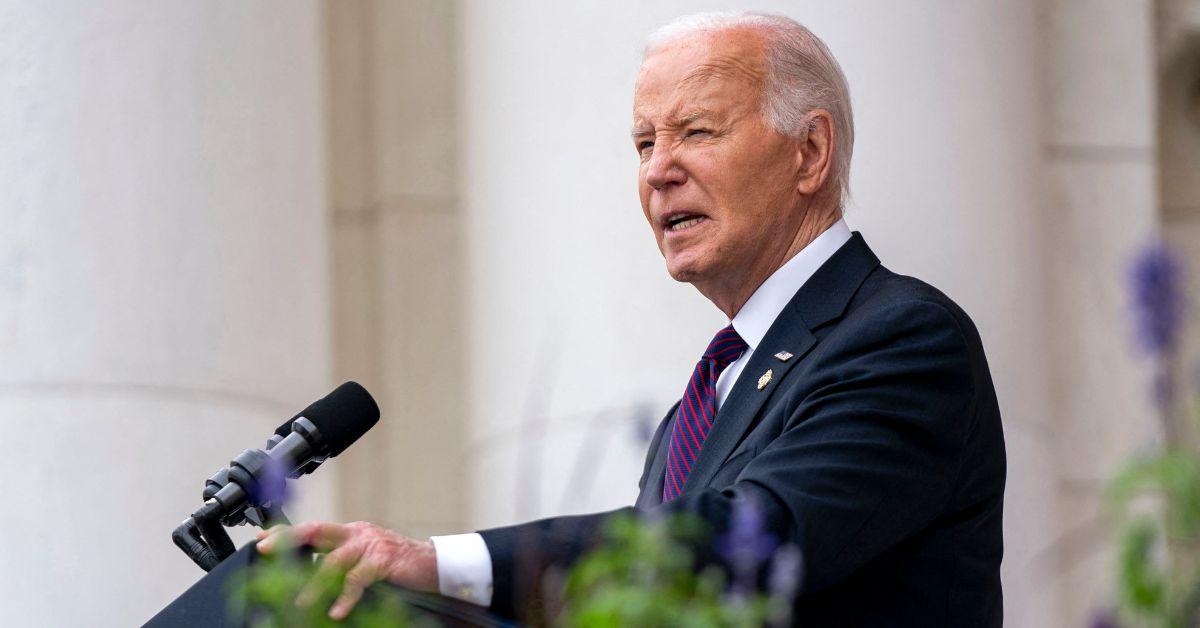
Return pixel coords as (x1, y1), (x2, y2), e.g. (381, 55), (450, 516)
(171, 419), (322, 571)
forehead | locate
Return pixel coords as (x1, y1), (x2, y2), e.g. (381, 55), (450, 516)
(633, 29), (767, 125)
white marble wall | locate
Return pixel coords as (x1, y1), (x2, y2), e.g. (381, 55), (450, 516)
(0, 2), (334, 625)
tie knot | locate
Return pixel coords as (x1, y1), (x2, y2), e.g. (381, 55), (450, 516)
(702, 324), (749, 365)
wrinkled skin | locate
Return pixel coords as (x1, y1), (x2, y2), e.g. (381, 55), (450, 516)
(633, 27), (839, 318)
(256, 521), (437, 620)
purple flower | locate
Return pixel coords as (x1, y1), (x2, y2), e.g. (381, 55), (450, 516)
(768, 544), (803, 601)
(1087, 608), (1120, 628)
(248, 453), (292, 508)
(767, 544), (803, 627)
(1130, 243), (1187, 356)
(1153, 369), (1176, 411)
(716, 494), (779, 597)
(630, 401), (657, 444)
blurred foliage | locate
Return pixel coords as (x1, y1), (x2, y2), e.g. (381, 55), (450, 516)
(1106, 243), (1200, 627)
(1107, 448), (1200, 627)
(559, 512), (790, 628)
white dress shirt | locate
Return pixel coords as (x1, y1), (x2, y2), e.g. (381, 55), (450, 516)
(430, 219), (853, 607)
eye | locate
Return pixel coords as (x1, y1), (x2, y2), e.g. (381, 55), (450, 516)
(637, 140), (654, 154)
(685, 128), (712, 138)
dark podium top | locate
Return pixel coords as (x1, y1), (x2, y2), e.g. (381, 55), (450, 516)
(145, 542), (514, 628)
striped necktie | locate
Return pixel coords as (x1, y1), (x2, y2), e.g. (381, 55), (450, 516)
(663, 324), (749, 502)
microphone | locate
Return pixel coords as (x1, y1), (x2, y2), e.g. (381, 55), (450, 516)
(206, 381), (380, 522)
(272, 380), (379, 455)
(175, 382), (380, 571)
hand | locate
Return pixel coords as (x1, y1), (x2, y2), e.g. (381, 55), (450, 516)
(256, 521), (439, 620)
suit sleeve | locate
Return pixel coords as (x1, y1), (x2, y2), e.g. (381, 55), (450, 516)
(479, 401), (679, 620)
(480, 299), (978, 617)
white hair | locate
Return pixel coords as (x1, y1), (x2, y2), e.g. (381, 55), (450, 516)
(645, 12), (855, 207)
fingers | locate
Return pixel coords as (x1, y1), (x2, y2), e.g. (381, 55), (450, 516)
(329, 560), (380, 620)
(295, 540), (365, 608)
(257, 521), (351, 554)
(294, 521), (355, 550)
(255, 520), (419, 620)
(255, 524), (283, 540)
(255, 524), (289, 554)
(297, 538), (385, 620)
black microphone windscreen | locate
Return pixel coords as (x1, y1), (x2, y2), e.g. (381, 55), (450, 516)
(287, 381), (380, 456)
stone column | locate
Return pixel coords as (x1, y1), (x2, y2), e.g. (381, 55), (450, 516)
(326, 0), (467, 537)
(1159, 0), (1200, 378)
(0, 2), (333, 625)
(1039, 1), (1160, 623)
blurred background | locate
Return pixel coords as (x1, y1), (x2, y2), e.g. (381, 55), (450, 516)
(1, 0), (1197, 625)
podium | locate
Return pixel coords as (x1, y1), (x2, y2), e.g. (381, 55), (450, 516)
(145, 543), (514, 627)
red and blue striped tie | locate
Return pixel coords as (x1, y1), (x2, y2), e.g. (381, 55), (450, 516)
(663, 324), (749, 502)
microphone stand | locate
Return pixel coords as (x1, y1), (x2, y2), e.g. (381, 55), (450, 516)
(172, 436), (313, 572)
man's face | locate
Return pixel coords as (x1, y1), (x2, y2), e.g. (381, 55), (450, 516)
(633, 30), (805, 289)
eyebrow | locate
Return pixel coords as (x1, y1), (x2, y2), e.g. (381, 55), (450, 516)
(677, 109), (713, 125)
(630, 108), (719, 139)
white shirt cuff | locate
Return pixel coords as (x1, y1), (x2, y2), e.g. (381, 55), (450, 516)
(429, 532), (494, 607)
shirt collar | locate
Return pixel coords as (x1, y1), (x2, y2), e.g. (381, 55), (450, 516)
(730, 218), (852, 350)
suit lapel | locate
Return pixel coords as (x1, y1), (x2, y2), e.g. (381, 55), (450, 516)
(682, 323), (815, 492)
(682, 233), (880, 492)
(635, 405), (677, 508)
(633, 405), (681, 509)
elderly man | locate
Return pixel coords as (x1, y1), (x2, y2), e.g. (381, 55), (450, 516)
(259, 12), (1005, 626)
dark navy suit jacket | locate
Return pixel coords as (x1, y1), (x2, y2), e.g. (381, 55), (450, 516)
(479, 233), (1006, 626)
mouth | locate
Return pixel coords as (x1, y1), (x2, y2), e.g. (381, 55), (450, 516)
(661, 211), (709, 233)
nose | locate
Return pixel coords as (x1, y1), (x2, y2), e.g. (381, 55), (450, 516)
(643, 141), (686, 190)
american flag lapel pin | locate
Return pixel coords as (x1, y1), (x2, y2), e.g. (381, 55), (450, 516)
(774, 351), (794, 362)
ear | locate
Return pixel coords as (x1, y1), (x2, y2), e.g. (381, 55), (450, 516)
(794, 109), (835, 197)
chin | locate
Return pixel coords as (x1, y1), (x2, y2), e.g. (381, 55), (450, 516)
(664, 256), (708, 284)
(666, 268), (694, 283)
